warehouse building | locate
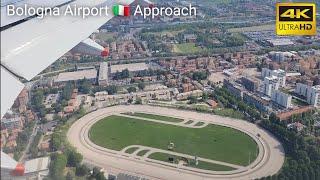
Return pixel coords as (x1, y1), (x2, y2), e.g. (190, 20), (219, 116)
(98, 62), (109, 86)
(54, 69), (97, 85)
(110, 63), (148, 75)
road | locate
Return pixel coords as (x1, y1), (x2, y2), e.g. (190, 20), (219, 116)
(18, 122), (38, 163)
(67, 105), (285, 180)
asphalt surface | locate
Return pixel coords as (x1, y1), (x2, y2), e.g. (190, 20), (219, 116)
(67, 105), (285, 180)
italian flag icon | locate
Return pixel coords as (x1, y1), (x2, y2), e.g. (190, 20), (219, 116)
(113, 5), (130, 16)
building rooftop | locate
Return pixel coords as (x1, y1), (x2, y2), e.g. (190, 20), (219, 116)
(276, 106), (313, 120)
(265, 75), (278, 81)
(1, 117), (22, 124)
(99, 62), (108, 81)
(111, 63), (148, 74)
(24, 156), (50, 174)
(55, 69), (97, 82)
(311, 85), (320, 91)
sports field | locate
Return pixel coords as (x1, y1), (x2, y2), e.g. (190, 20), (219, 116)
(174, 43), (206, 53)
(123, 112), (184, 123)
(89, 115), (257, 166)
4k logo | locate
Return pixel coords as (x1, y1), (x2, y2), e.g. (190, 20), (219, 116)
(276, 3), (316, 35)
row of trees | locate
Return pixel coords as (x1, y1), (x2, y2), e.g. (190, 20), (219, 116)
(192, 71), (210, 81)
(92, 85), (118, 95)
(113, 69), (130, 80)
(211, 88), (262, 120)
(258, 111), (320, 180)
(33, 89), (47, 118)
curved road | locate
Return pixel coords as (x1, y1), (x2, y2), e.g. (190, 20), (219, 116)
(67, 105), (285, 180)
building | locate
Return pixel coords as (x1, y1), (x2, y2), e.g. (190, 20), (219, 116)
(110, 63), (148, 75)
(54, 69), (97, 85)
(276, 106), (313, 120)
(271, 90), (292, 109)
(307, 85), (320, 107)
(98, 62), (109, 85)
(287, 122), (304, 132)
(1, 117), (23, 131)
(263, 76), (279, 96)
(15, 89), (29, 108)
(261, 68), (286, 87)
(77, 66), (96, 71)
(223, 79), (244, 98)
(243, 92), (270, 112)
(95, 89), (171, 104)
(295, 83), (310, 97)
(176, 90), (203, 101)
(296, 84), (320, 107)
(182, 83), (193, 92)
(184, 34), (197, 43)
(207, 100), (218, 108)
(267, 39), (294, 46)
(241, 77), (259, 92)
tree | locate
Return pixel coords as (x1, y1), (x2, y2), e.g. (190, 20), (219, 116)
(50, 133), (63, 151)
(127, 87), (137, 93)
(135, 97), (142, 104)
(76, 164), (89, 176)
(50, 153), (67, 180)
(66, 171), (75, 180)
(138, 82), (146, 90)
(187, 96), (198, 104)
(62, 83), (73, 101)
(39, 108), (46, 118)
(67, 151), (83, 167)
(79, 79), (92, 94)
(53, 104), (63, 113)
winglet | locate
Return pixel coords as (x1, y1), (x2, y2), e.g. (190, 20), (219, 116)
(10, 164), (25, 176)
(100, 48), (109, 57)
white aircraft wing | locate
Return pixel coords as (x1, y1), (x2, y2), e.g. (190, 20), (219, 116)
(1, 0), (134, 119)
(1, 151), (25, 178)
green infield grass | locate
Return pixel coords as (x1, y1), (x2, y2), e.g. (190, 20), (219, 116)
(123, 112), (184, 123)
(89, 115), (257, 166)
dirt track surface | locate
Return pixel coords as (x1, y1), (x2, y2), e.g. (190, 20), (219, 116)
(67, 105), (285, 180)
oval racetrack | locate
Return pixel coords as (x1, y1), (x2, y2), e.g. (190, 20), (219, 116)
(67, 105), (285, 180)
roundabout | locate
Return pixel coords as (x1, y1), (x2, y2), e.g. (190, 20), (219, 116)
(67, 105), (285, 180)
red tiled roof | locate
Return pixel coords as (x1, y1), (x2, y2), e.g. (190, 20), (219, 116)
(207, 100), (218, 107)
(276, 106), (313, 120)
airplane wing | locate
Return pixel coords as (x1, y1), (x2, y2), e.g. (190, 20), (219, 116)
(1, 0), (136, 118)
(1, 0), (137, 178)
(1, 151), (25, 178)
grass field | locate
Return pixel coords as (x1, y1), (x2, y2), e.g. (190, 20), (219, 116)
(96, 32), (115, 42)
(137, 150), (149, 156)
(213, 108), (245, 119)
(89, 115), (257, 166)
(123, 112), (184, 123)
(125, 147), (139, 154)
(148, 152), (235, 171)
(175, 43), (206, 53)
(143, 30), (184, 36)
(232, 32), (249, 41)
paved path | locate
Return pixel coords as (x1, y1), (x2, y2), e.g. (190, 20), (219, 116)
(67, 105), (285, 180)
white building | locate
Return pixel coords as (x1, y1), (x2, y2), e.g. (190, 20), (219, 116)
(271, 90), (292, 109)
(261, 68), (286, 87)
(307, 85), (320, 107)
(295, 83), (310, 97)
(263, 76), (279, 96)
(295, 84), (320, 107)
(98, 62), (109, 86)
